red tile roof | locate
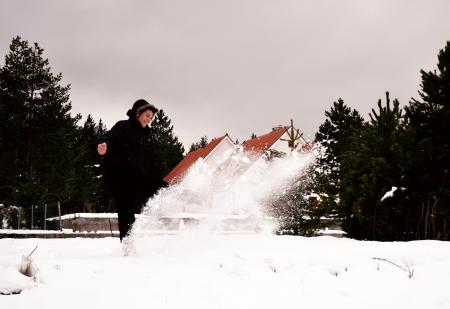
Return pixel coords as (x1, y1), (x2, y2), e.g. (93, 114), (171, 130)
(163, 136), (227, 184)
(163, 128), (288, 185)
(242, 127), (287, 154)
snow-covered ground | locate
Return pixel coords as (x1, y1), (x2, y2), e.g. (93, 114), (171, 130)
(3, 151), (449, 307)
(1, 234), (450, 309)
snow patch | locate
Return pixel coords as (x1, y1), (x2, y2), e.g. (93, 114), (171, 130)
(381, 186), (406, 201)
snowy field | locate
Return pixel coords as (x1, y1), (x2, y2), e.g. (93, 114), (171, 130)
(1, 234), (450, 309)
(3, 153), (450, 308)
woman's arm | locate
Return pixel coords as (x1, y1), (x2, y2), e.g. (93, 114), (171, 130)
(97, 121), (127, 156)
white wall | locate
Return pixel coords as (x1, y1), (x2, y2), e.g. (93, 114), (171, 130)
(204, 136), (237, 169)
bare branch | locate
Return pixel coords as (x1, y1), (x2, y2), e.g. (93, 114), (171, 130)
(372, 257), (414, 278)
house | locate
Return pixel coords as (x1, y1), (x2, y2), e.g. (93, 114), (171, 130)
(163, 121), (311, 185)
(242, 125), (310, 158)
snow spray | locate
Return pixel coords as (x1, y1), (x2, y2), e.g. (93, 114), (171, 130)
(131, 148), (316, 238)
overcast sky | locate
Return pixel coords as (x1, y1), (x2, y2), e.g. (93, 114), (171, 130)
(1, 0), (450, 149)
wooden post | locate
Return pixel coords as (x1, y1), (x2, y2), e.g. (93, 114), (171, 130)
(281, 119), (303, 151)
(31, 205), (34, 230)
(57, 201), (62, 231)
(44, 204), (47, 230)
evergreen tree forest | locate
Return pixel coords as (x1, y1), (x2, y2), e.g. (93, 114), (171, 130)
(1, 35), (449, 240)
(312, 41), (450, 241)
(0, 36), (184, 227)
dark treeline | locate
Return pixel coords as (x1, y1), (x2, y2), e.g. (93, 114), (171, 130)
(312, 41), (450, 241)
(0, 36), (184, 221)
(189, 135), (208, 153)
(1, 36), (449, 240)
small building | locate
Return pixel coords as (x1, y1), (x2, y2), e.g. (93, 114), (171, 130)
(47, 213), (119, 232)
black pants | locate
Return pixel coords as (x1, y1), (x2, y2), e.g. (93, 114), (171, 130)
(113, 194), (138, 241)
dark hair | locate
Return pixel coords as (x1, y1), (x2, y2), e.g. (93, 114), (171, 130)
(126, 99), (158, 118)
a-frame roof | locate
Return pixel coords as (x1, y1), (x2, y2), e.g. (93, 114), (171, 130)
(163, 135), (227, 184)
(242, 127), (287, 154)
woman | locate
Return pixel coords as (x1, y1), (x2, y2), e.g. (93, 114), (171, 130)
(97, 99), (158, 242)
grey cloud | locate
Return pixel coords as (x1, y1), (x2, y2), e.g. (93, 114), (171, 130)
(1, 0), (450, 148)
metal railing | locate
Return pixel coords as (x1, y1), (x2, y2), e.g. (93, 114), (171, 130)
(0, 201), (62, 230)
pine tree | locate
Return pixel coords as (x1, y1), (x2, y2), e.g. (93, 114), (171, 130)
(315, 99), (365, 186)
(267, 165), (326, 235)
(401, 41), (450, 239)
(138, 109), (184, 201)
(0, 36), (80, 213)
(340, 93), (404, 240)
(189, 135), (208, 152)
(313, 99), (364, 219)
(68, 115), (107, 213)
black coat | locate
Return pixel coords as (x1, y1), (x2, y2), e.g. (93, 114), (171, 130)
(100, 118), (151, 199)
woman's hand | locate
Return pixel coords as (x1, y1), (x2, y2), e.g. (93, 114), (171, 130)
(97, 143), (107, 155)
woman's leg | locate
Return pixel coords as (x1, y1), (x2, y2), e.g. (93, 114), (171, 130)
(114, 194), (136, 241)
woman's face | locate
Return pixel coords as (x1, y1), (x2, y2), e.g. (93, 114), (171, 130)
(137, 110), (155, 128)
